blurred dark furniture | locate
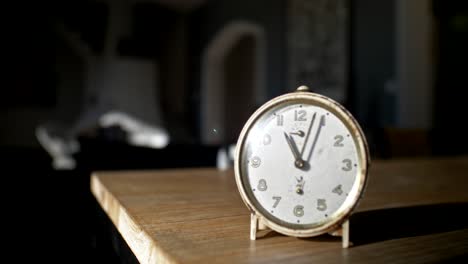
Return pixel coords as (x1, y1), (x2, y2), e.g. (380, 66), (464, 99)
(381, 127), (431, 158)
(2, 139), (218, 263)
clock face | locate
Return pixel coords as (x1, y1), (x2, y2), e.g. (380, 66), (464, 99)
(236, 93), (368, 234)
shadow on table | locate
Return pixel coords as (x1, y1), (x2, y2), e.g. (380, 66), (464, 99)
(349, 202), (468, 246)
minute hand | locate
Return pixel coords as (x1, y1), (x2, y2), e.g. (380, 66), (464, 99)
(300, 112), (317, 157)
(307, 115), (325, 162)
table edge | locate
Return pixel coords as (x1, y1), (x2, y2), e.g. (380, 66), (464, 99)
(91, 173), (179, 264)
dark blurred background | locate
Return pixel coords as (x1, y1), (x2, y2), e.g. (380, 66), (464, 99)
(2, 0), (468, 262)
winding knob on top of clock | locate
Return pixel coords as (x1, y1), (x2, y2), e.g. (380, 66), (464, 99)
(296, 85), (310, 92)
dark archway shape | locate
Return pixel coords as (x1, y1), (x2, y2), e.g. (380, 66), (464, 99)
(201, 21), (266, 145)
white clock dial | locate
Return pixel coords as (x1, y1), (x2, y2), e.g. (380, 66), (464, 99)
(240, 102), (362, 229)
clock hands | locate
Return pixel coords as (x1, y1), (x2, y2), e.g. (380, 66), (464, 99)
(307, 115), (325, 162)
(282, 111), (324, 170)
(283, 132), (305, 169)
(283, 112), (317, 171)
(289, 114), (323, 195)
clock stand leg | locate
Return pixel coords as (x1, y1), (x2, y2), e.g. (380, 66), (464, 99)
(250, 213), (258, 240)
(328, 220), (351, 248)
(250, 213), (270, 240)
(342, 220), (350, 248)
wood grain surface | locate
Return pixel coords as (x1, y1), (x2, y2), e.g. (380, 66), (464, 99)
(91, 156), (468, 263)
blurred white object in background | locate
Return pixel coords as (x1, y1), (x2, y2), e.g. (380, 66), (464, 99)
(217, 148), (229, 170)
(74, 57), (169, 149)
(37, 58), (169, 170)
(216, 144), (236, 170)
(37, 1), (169, 170)
(100, 111), (169, 149)
(36, 126), (79, 170)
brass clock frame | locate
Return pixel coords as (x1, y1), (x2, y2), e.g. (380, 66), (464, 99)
(234, 86), (370, 248)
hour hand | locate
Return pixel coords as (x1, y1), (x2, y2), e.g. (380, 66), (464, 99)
(290, 130), (305, 137)
(283, 132), (305, 169)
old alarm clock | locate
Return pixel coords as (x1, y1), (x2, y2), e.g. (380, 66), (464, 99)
(234, 86), (370, 248)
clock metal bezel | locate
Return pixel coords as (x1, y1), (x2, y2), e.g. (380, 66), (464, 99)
(234, 90), (370, 237)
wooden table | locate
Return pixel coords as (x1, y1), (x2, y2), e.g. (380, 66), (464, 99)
(91, 156), (468, 263)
